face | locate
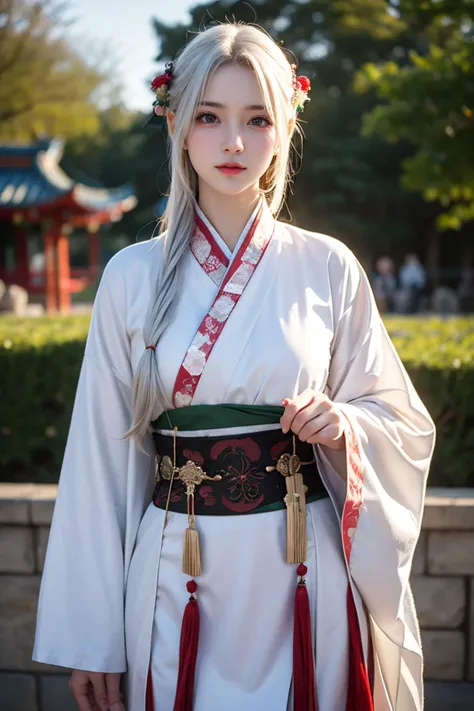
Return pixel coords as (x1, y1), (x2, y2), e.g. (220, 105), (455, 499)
(179, 63), (279, 201)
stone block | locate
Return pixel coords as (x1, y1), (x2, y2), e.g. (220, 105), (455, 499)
(0, 483), (58, 525)
(30, 485), (57, 526)
(1, 284), (28, 315)
(40, 675), (77, 711)
(428, 532), (474, 575)
(412, 531), (426, 575)
(422, 630), (465, 681)
(0, 500), (29, 525)
(424, 682), (474, 710)
(0, 576), (40, 671)
(0, 672), (38, 711)
(0, 526), (35, 573)
(423, 489), (474, 529)
(411, 576), (465, 629)
(36, 527), (50, 573)
(0, 575), (63, 672)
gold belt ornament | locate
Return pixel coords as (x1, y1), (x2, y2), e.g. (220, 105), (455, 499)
(156, 429), (221, 577)
(156, 429), (314, 572)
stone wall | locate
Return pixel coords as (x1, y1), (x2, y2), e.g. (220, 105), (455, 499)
(1, 484), (474, 711)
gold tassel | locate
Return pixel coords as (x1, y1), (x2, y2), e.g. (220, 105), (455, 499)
(273, 435), (308, 565)
(163, 423), (222, 579)
(168, 424), (203, 579)
(168, 427), (221, 579)
(284, 468), (307, 564)
(183, 525), (202, 577)
(183, 484), (202, 576)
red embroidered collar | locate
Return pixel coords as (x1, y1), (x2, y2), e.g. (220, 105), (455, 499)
(190, 199), (264, 287)
(174, 198), (276, 407)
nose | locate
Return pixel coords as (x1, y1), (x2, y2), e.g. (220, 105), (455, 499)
(223, 123), (244, 154)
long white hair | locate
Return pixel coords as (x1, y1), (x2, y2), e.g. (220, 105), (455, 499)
(125, 22), (304, 450)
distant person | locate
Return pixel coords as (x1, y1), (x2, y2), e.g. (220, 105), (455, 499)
(372, 256), (397, 312)
(458, 266), (474, 312)
(399, 254), (426, 313)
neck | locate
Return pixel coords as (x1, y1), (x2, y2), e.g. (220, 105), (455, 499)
(196, 187), (262, 251)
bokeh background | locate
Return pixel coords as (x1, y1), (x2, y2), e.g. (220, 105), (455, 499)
(0, 1), (474, 710)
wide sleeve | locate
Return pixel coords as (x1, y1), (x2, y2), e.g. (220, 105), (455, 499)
(33, 255), (154, 673)
(314, 245), (436, 646)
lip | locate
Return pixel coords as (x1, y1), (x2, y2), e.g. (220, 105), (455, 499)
(216, 163), (246, 174)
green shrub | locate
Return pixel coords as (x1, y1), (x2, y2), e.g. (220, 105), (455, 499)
(0, 314), (473, 485)
(385, 317), (474, 487)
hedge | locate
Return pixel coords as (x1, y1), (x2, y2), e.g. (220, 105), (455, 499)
(1, 315), (473, 486)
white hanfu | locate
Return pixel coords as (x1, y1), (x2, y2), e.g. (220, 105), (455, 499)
(33, 197), (435, 711)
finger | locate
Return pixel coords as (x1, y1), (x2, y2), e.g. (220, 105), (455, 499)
(298, 410), (332, 442)
(69, 678), (93, 711)
(106, 672), (124, 708)
(280, 389), (315, 433)
(292, 398), (330, 437)
(90, 676), (109, 711)
(109, 702), (126, 711)
(307, 423), (344, 447)
(88, 690), (103, 711)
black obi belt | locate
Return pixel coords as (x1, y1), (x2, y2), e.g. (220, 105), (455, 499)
(151, 427), (329, 516)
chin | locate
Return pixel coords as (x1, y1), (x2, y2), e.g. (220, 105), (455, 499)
(206, 175), (257, 196)
(214, 185), (252, 196)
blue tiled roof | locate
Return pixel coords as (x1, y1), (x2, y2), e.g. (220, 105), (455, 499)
(0, 138), (136, 212)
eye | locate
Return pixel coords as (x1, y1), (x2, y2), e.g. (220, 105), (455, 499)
(196, 112), (218, 124)
(250, 116), (273, 128)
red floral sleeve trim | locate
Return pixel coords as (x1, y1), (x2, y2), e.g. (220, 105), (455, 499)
(340, 410), (364, 563)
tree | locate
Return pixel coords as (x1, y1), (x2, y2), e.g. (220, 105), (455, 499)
(355, 1), (474, 231)
(63, 106), (167, 242)
(0, 0), (119, 141)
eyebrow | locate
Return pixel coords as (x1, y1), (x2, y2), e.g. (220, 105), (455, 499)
(199, 101), (268, 111)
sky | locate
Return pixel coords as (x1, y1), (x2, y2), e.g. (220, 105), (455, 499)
(69, 0), (210, 112)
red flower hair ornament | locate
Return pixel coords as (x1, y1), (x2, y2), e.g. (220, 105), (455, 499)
(291, 64), (311, 115)
(144, 60), (311, 127)
(142, 61), (174, 126)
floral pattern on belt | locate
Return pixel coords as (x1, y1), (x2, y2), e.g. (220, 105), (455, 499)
(154, 478), (186, 507)
(210, 437), (265, 513)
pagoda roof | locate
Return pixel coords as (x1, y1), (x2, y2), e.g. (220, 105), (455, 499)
(0, 138), (136, 220)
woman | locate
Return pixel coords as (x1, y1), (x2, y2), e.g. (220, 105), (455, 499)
(33, 22), (435, 711)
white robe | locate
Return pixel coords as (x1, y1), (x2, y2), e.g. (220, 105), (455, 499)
(33, 203), (435, 711)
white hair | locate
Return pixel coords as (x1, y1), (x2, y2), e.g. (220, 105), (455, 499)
(124, 21), (304, 450)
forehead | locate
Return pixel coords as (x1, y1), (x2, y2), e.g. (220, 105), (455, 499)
(203, 64), (265, 103)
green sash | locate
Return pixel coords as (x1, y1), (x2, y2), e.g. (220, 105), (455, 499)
(152, 403), (285, 431)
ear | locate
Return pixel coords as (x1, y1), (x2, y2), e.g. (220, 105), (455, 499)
(166, 110), (176, 137)
(288, 116), (296, 137)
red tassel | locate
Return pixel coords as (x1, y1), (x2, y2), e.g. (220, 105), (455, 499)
(293, 564), (317, 711)
(146, 665), (155, 711)
(173, 580), (200, 711)
(345, 584), (374, 711)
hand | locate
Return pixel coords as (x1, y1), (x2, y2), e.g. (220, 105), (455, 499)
(280, 389), (345, 450)
(69, 670), (125, 711)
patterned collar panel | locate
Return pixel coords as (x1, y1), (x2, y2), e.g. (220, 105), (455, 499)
(190, 197), (273, 287)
